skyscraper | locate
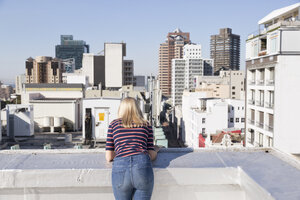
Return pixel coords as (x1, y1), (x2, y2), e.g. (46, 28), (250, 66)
(55, 35), (89, 70)
(210, 28), (240, 75)
(159, 28), (191, 97)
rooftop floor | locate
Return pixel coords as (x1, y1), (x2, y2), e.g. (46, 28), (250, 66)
(1, 148), (300, 199)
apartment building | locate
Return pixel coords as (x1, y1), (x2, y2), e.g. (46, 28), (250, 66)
(182, 92), (245, 148)
(25, 56), (64, 84)
(172, 44), (214, 106)
(194, 70), (245, 100)
(159, 28), (191, 97)
(210, 28), (240, 75)
(15, 74), (26, 95)
(245, 3), (300, 153)
(123, 60), (134, 85)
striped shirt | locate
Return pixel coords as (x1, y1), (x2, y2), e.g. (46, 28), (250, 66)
(105, 119), (154, 158)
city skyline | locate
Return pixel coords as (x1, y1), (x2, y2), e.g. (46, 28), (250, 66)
(0, 0), (298, 84)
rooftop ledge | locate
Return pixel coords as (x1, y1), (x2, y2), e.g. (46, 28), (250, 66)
(247, 20), (300, 41)
(1, 148), (300, 200)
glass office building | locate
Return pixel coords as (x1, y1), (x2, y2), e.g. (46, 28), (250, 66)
(55, 35), (89, 70)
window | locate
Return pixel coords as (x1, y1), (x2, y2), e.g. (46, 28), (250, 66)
(202, 128), (206, 133)
(230, 118), (234, 123)
(202, 118), (206, 124)
(259, 133), (264, 147)
(241, 118), (245, 122)
(232, 107), (234, 111)
(232, 86), (235, 89)
(236, 118), (239, 123)
(232, 92), (235, 95)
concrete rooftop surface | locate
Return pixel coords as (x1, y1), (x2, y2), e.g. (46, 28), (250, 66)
(0, 148), (300, 200)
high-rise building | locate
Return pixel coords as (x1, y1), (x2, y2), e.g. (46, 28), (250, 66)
(105, 43), (126, 89)
(245, 3), (300, 153)
(159, 28), (191, 97)
(210, 28), (240, 75)
(25, 56), (63, 84)
(123, 60), (134, 85)
(171, 44), (213, 106)
(55, 35), (89, 70)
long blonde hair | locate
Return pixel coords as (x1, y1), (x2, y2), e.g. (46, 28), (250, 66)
(118, 97), (148, 128)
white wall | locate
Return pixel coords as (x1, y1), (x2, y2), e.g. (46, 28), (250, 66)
(82, 53), (94, 86)
(105, 43), (124, 88)
(274, 55), (300, 153)
(32, 100), (81, 131)
(82, 98), (121, 139)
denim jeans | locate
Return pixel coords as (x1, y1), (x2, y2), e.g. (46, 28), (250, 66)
(112, 153), (154, 200)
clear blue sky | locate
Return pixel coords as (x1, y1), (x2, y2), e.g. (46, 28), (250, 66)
(0, 0), (299, 84)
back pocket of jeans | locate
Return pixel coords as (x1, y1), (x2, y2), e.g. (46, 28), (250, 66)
(112, 169), (126, 188)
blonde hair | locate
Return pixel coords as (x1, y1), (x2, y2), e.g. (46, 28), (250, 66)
(118, 97), (148, 128)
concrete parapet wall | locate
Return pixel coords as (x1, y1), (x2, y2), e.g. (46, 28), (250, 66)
(0, 168), (273, 200)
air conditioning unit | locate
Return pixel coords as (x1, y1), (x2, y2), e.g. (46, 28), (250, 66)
(6, 105), (34, 137)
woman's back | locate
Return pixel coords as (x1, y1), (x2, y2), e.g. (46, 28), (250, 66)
(106, 119), (154, 158)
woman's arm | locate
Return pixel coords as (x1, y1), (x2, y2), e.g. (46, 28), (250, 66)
(105, 151), (115, 162)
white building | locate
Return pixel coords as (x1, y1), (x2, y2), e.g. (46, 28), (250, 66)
(194, 70), (245, 100)
(15, 74), (26, 95)
(182, 91), (245, 148)
(172, 44), (213, 106)
(62, 73), (88, 87)
(105, 43), (126, 89)
(82, 53), (105, 87)
(245, 3), (300, 153)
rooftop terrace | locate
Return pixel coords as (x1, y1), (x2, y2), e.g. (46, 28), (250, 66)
(1, 148), (300, 200)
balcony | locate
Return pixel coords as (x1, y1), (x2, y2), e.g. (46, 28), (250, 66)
(256, 121), (264, 128)
(265, 102), (274, 109)
(248, 99), (255, 105)
(248, 80), (256, 85)
(256, 80), (265, 86)
(265, 124), (274, 132)
(266, 80), (274, 86)
(256, 101), (264, 107)
(248, 119), (255, 125)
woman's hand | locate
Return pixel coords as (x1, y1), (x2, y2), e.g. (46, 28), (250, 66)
(105, 151), (115, 162)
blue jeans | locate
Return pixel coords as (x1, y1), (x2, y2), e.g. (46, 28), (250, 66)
(112, 153), (154, 200)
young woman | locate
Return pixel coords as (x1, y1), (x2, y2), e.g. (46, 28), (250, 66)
(105, 97), (157, 200)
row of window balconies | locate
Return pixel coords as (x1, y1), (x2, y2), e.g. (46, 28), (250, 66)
(248, 119), (273, 132)
(248, 79), (274, 86)
(248, 99), (274, 109)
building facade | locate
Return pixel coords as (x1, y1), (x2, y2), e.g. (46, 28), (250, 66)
(182, 93), (245, 148)
(159, 28), (191, 97)
(105, 43), (126, 89)
(172, 44), (214, 106)
(15, 74), (26, 95)
(123, 60), (134, 85)
(194, 70), (245, 100)
(245, 3), (300, 153)
(82, 53), (105, 87)
(55, 35), (89, 70)
(210, 28), (240, 74)
(25, 56), (63, 84)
